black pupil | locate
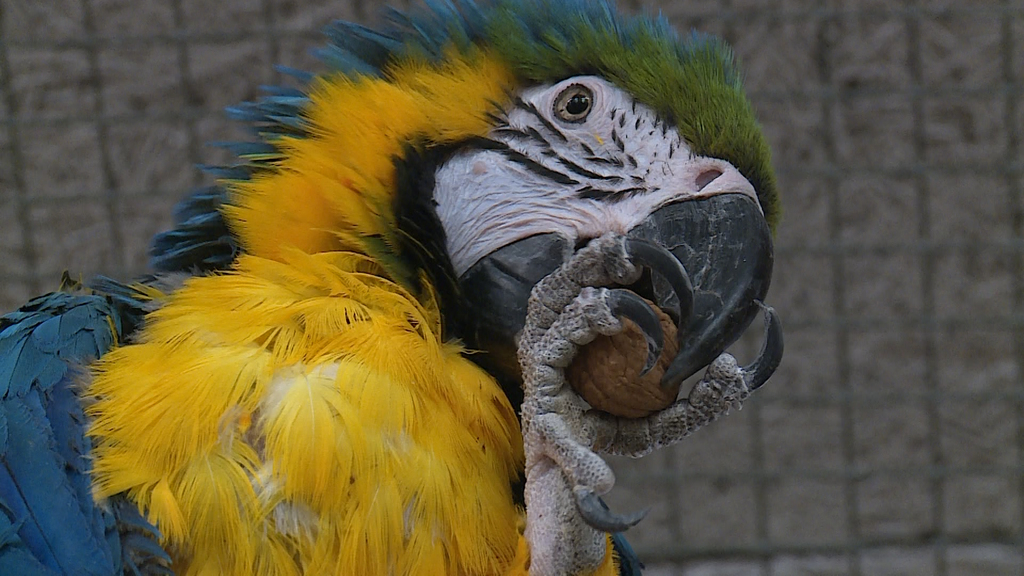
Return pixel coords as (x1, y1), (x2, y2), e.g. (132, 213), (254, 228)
(566, 93), (590, 116)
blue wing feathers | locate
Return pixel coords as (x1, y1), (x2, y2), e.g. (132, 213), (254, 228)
(1, 389), (113, 574)
(112, 498), (173, 575)
(0, 337), (30, 398)
(0, 290), (167, 575)
(0, 504), (57, 576)
(45, 367), (105, 540)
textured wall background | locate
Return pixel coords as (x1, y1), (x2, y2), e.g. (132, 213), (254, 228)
(1, 0), (1022, 574)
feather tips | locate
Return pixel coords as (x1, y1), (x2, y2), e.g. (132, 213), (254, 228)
(87, 250), (524, 575)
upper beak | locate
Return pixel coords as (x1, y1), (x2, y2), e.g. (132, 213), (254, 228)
(460, 192), (778, 408)
(627, 193), (774, 388)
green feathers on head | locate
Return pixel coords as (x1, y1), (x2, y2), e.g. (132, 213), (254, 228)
(480, 0), (779, 229)
(372, 0), (779, 228)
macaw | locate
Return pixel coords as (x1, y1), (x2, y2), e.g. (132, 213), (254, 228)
(0, 0), (783, 575)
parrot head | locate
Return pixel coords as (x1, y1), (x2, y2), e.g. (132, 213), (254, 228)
(152, 0), (781, 410)
(452, 75), (776, 405)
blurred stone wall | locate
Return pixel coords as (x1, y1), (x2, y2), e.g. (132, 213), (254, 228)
(1, 0), (1022, 574)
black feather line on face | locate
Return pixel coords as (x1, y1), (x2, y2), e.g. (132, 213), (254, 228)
(611, 128), (625, 152)
(391, 144), (469, 342)
(392, 142), (528, 507)
(577, 185), (647, 201)
(555, 156), (619, 182)
(468, 137), (579, 185)
(514, 96), (568, 143)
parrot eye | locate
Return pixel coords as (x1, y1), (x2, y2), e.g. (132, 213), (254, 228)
(553, 84), (593, 123)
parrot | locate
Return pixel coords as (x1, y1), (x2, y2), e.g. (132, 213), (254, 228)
(0, 0), (783, 575)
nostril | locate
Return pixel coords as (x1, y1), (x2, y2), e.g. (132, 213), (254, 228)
(695, 168), (723, 191)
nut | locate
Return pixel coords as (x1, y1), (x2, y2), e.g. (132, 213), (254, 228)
(567, 300), (681, 418)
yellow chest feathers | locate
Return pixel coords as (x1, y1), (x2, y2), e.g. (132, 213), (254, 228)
(86, 251), (525, 575)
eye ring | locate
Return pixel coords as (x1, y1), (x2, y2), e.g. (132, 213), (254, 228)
(553, 84), (594, 123)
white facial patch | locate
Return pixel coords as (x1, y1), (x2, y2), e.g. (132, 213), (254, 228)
(433, 76), (760, 276)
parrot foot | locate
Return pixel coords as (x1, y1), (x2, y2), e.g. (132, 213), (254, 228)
(517, 234), (781, 575)
(518, 233), (665, 576)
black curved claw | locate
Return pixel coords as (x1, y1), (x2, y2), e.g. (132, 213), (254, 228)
(624, 237), (695, 328)
(742, 302), (784, 391)
(632, 195), (773, 391)
(607, 288), (663, 375)
(574, 488), (649, 533)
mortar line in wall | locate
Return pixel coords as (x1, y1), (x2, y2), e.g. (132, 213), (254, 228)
(722, 3), (772, 574)
(619, 463), (1024, 484)
(816, 3), (861, 574)
(169, 0), (204, 190)
(749, 366), (770, 576)
(13, 83), (1024, 127)
(4, 4), (1020, 53)
(0, 4), (40, 296)
(906, 4), (946, 574)
(79, 0), (129, 280)
(259, 0), (280, 84)
(635, 535), (1024, 562)
(1000, 0), (1024, 562)
(355, 0), (369, 23)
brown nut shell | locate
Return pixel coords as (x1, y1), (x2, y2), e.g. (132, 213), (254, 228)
(567, 300), (681, 418)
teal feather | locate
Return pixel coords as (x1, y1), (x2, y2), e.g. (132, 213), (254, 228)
(274, 64), (315, 83)
(315, 44), (383, 76)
